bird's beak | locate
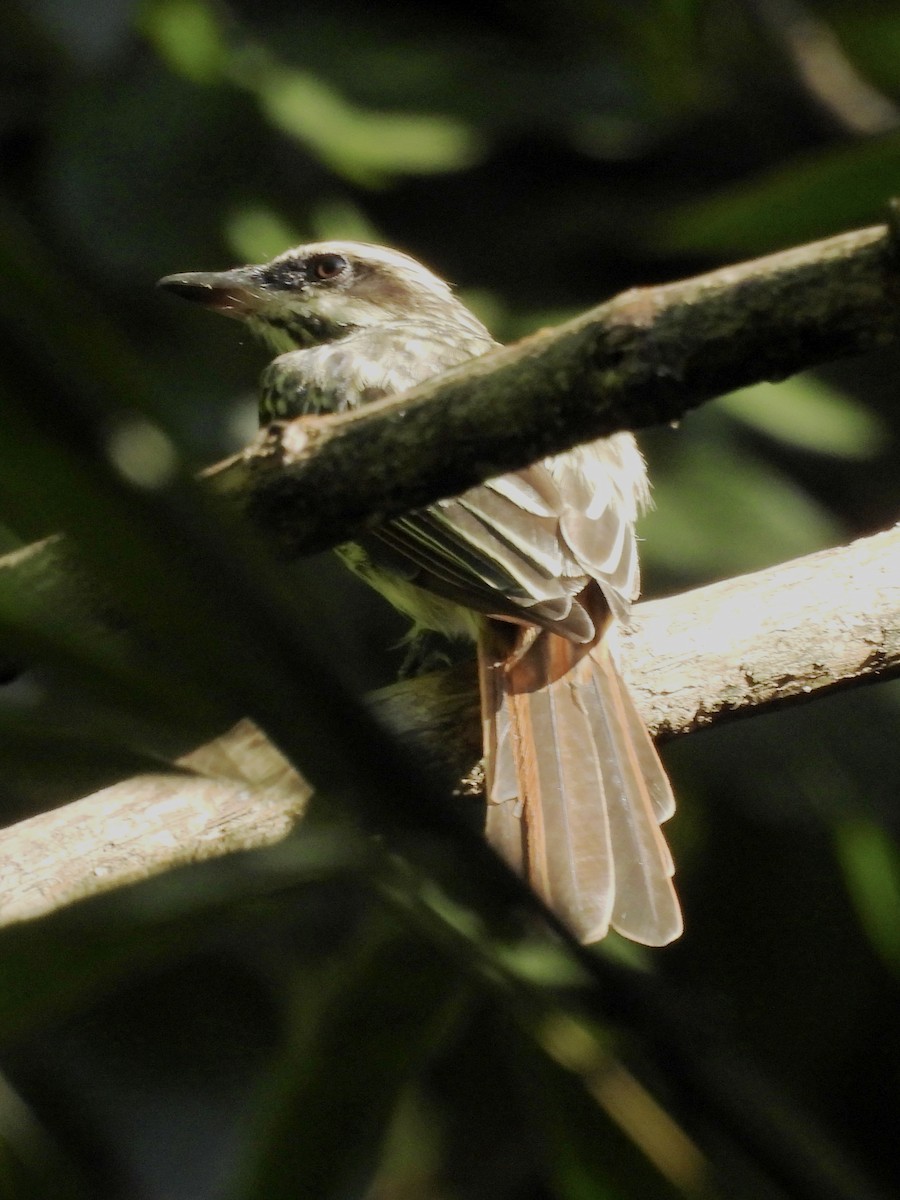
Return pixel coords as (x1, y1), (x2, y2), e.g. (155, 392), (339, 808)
(156, 267), (264, 317)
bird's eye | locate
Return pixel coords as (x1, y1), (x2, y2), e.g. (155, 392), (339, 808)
(309, 253), (348, 282)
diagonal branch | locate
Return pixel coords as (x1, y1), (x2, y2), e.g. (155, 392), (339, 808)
(2, 526), (898, 926)
(2, 223), (900, 924)
(2, 222), (899, 630)
(209, 222), (900, 556)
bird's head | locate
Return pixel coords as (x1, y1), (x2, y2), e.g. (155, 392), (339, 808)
(158, 241), (489, 354)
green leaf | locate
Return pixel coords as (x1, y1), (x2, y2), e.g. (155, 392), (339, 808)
(0, 1076), (93, 1200)
(224, 204), (303, 265)
(0, 830), (366, 1044)
(0, 538), (226, 746)
(231, 915), (462, 1200)
(0, 716), (180, 820)
(651, 132), (900, 257)
(641, 430), (839, 578)
(719, 377), (885, 458)
(254, 64), (480, 185)
(435, 1005), (693, 1200)
(834, 819), (900, 971)
(139, 0), (230, 84)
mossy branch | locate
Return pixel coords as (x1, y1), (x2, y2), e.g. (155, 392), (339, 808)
(207, 222), (900, 556)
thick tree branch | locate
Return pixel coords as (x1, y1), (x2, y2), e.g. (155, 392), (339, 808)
(2, 225), (900, 924)
(2, 223), (898, 633)
(2, 527), (898, 926)
(209, 222), (900, 555)
(625, 526), (900, 734)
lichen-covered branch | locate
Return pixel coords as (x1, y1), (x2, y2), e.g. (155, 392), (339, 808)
(2, 527), (898, 927)
(2, 224), (898, 630)
(2, 225), (900, 925)
(625, 526), (900, 735)
(209, 222), (900, 556)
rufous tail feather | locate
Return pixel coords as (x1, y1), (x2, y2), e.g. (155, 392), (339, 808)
(479, 618), (682, 946)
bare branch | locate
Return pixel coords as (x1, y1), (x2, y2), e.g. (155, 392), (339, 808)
(3, 226), (900, 925)
(0, 723), (311, 925)
(624, 526), (900, 735)
(2, 527), (898, 927)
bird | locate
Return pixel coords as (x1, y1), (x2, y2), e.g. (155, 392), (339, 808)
(158, 241), (682, 946)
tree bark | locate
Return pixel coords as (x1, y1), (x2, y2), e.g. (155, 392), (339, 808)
(2, 527), (897, 927)
(3, 223), (900, 925)
(210, 221), (900, 556)
(2, 221), (899, 634)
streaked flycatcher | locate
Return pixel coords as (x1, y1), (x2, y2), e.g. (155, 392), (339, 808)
(159, 242), (682, 946)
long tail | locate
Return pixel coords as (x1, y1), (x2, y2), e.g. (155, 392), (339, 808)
(479, 621), (682, 946)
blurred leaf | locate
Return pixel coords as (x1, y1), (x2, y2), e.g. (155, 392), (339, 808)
(224, 198), (381, 263)
(232, 916), (462, 1200)
(371, 1082), (444, 1199)
(0, 538), (226, 744)
(480, 1010), (697, 1200)
(0, 1075), (92, 1200)
(144, 0), (480, 185)
(834, 819), (900, 971)
(642, 426), (839, 578)
(719, 376), (885, 457)
(309, 198), (381, 244)
(43, 61), (262, 283)
(613, 0), (708, 115)
(0, 829), (367, 1044)
(252, 63), (480, 185)
(224, 204), (302, 264)
(0, 384), (233, 755)
(833, 8), (900, 95)
(30, 0), (136, 63)
(651, 132), (900, 256)
(0, 203), (158, 408)
(139, 0), (229, 84)
(0, 715), (181, 818)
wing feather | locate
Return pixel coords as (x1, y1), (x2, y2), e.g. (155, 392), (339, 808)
(263, 322), (645, 635)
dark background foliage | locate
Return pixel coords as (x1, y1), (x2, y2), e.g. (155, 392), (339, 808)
(1, 1), (899, 1197)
